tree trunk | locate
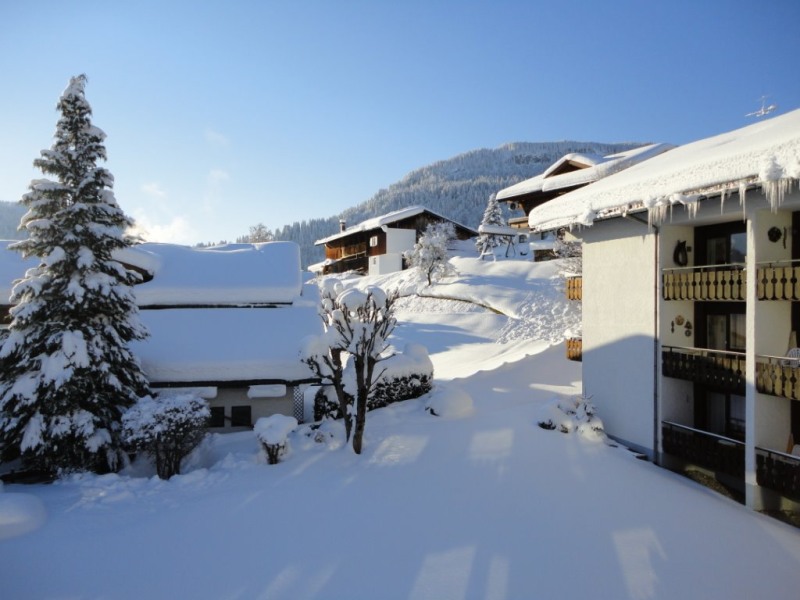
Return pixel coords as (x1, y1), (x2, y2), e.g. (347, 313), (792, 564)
(352, 356), (368, 454)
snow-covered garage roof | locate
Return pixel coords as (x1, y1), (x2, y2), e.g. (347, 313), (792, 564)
(131, 305), (321, 384)
(529, 109), (800, 231)
(117, 241), (304, 306)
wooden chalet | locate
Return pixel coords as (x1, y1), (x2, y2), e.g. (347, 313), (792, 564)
(315, 206), (477, 276)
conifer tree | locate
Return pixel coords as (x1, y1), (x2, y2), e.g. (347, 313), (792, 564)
(475, 194), (505, 257)
(0, 75), (151, 475)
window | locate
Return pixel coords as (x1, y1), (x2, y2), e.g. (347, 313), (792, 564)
(695, 222), (747, 266)
(369, 235), (378, 247)
(230, 405), (252, 427)
(208, 406), (225, 428)
(703, 392), (745, 440)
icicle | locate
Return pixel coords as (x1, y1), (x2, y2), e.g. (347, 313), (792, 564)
(738, 181), (747, 220)
(720, 188), (727, 214)
(759, 155), (788, 212)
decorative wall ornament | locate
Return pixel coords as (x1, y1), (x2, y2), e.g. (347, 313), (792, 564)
(768, 226), (782, 243)
(673, 240), (689, 266)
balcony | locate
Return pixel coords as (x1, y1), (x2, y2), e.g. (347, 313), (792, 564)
(566, 337), (582, 361)
(662, 346), (746, 395)
(756, 447), (800, 502)
(757, 261), (800, 301)
(565, 276), (582, 301)
(756, 355), (800, 401)
(662, 421), (745, 478)
(662, 264), (745, 301)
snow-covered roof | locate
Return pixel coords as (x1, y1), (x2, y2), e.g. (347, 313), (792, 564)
(496, 143), (674, 201)
(315, 206), (476, 246)
(529, 109), (800, 231)
(131, 304), (322, 384)
(117, 241), (304, 306)
(478, 224), (522, 237)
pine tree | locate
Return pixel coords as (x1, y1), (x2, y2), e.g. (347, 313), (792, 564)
(0, 75), (151, 475)
(475, 194), (505, 257)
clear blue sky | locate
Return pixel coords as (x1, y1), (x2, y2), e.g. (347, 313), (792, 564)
(2, 0), (799, 244)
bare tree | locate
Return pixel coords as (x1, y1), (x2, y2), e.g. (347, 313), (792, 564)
(405, 221), (457, 285)
(303, 283), (397, 454)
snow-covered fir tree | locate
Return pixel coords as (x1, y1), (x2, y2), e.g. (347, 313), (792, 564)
(0, 75), (151, 475)
(475, 193), (505, 257)
(405, 221), (457, 285)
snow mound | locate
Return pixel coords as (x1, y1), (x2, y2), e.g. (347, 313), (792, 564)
(496, 282), (581, 344)
(0, 493), (46, 540)
(425, 385), (474, 418)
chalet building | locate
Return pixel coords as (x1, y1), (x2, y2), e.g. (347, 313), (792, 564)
(0, 241), (322, 430)
(527, 109), (800, 512)
(314, 206), (476, 276)
(497, 143), (674, 229)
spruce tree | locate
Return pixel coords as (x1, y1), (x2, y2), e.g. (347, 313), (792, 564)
(0, 75), (151, 475)
(475, 194), (505, 257)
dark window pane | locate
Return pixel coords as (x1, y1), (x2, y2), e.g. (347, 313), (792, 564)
(209, 406), (225, 428)
(231, 405), (252, 427)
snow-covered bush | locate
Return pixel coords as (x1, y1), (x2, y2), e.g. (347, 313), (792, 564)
(122, 393), (209, 480)
(536, 395), (605, 440)
(254, 415), (298, 464)
(314, 343), (433, 419)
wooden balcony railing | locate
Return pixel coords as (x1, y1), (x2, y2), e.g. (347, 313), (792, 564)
(566, 337), (582, 361)
(662, 264), (745, 301)
(756, 355), (800, 401)
(756, 447), (800, 502)
(662, 346), (746, 394)
(566, 276), (582, 301)
(662, 421), (745, 478)
(757, 261), (800, 301)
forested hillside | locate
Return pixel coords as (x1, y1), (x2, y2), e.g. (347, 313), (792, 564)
(0, 142), (643, 266)
(270, 141), (641, 266)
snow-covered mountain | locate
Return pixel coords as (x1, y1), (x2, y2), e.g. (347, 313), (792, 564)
(273, 141), (643, 267)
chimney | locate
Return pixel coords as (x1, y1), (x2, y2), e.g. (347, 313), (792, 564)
(339, 219), (346, 232)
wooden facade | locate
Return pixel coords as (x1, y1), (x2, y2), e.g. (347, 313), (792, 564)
(320, 210), (476, 275)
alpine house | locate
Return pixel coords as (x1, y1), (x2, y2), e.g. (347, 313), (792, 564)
(527, 109), (800, 512)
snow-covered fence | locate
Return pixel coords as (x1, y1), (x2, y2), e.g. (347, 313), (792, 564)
(254, 415), (298, 464)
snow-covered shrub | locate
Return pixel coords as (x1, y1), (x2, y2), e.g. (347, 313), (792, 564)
(122, 393), (209, 480)
(536, 395), (605, 440)
(313, 343), (433, 419)
(254, 415), (298, 464)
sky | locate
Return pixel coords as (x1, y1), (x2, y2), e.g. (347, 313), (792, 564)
(1, 0), (799, 245)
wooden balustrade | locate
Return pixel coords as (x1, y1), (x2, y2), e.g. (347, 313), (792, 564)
(662, 266), (745, 301)
(662, 346), (745, 394)
(662, 421), (744, 478)
(565, 276), (582, 301)
(566, 337), (582, 361)
(756, 356), (800, 401)
(757, 263), (800, 300)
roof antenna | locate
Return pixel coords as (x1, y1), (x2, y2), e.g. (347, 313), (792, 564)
(746, 95), (777, 118)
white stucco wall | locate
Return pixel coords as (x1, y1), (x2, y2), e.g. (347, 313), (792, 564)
(369, 254), (403, 276)
(385, 228), (417, 254)
(581, 218), (658, 455)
